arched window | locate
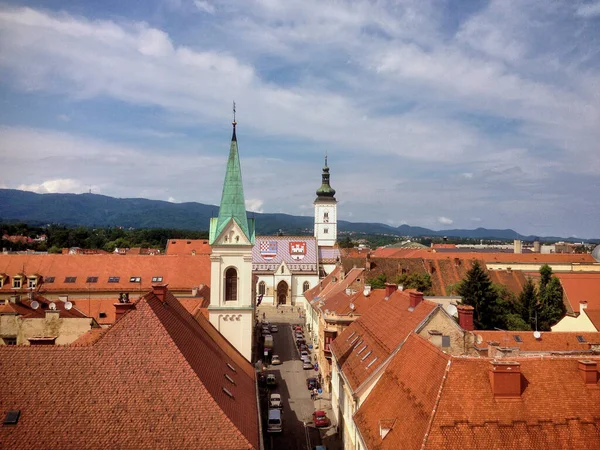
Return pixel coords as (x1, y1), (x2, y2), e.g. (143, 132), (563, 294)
(258, 281), (266, 296)
(225, 268), (237, 301)
(303, 281), (310, 293)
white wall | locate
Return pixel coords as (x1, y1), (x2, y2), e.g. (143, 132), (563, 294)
(314, 202), (337, 247)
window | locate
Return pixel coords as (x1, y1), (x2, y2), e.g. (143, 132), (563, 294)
(45, 277), (55, 283)
(27, 278), (37, 289)
(258, 281), (266, 296)
(64, 277), (77, 283)
(129, 277), (141, 283)
(442, 336), (451, 348)
(303, 281), (310, 293)
(281, 266), (284, 274)
(513, 335), (522, 343)
(367, 357), (378, 368)
(12, 278), (22, 289)
(3, 337), (17, 346)
(324, 228), (329, 234)
(225, 268), (237, 301)
(86, 276), (98, 283)
(152, 276), (163, 282)
(576, 335), (586, 343)
(361, 350), (372, 361)
(99, 312), (107, 318)
(324, 211), (329, 223)
(108, 277), (120, 283)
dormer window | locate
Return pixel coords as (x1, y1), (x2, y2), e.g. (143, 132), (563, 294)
(27, 278), (37, 289)
(12, 278), (21, 289)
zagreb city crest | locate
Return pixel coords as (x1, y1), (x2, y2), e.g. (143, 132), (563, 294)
(289, 241), (307, 261)
(260, 241), (278, 261)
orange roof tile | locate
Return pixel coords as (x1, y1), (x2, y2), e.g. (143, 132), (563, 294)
(0, 254), (211, 293)
(166, 239), (212, 255)
(354, 334), (600, 450)
(330, 290), (437, 392)
(0, 287), (259, 449)
(586, 310), (600, 331)
(0, 295), (88, 319)
(553, 273), (600, 312)
(70, 297), (119, 325)
(474, 330), (600, 352)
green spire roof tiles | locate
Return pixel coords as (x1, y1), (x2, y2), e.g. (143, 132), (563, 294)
(316, 155), (336, 201)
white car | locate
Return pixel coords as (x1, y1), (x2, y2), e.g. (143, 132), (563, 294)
(271, 354), (282, 365)
(271, 325), (278, 333)
(269, 393), (283, 409)
(303, 360), (313, 370)
(301, 355), (310, 363)
(300, 350), (309, 359)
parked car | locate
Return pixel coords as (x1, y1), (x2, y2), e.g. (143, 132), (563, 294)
(293, 325), (302, 332)
(303, 361), (313, 370)
(296, 338), (306, 347)
(306, 378), (320, 391)
(266, 374), (277, 387)
(300, 350), (310, 359)
(301, 355), (310, 364)
(271, 324), (278, 333)
(271, 354), (282, 365)
(295, 332), (304, 339)
(267, 409), (283, 433)
(312, 410), (330, 428)
(269, 393), (283, 409)
(299, 344), (309, 352)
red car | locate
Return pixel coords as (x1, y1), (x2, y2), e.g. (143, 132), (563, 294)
(312, 410), (330, 428)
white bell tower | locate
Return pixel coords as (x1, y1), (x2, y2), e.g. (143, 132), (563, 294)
(314, 156), (337, 247)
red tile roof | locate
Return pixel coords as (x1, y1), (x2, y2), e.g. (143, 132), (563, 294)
(553, 273), (600, 312)
(165, 239), (212, 255)
(474, 330), (600, 352)
(304, 265), (344, 303)
(330, 290), (437, 392)
(70, 297), (119, 325)
(354, 333), (600, 450)
(0, 254), (210, 293)
(0, 295), (88, 319)
(0, 287), (259, 449)
(586, 310), (600, 331)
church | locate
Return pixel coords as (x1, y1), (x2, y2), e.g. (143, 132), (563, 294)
(208, 117), (340, 359)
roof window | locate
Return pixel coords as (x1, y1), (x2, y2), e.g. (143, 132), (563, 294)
(357, 345), (368, 355)
(99, 312), (107, 318)
(225, 374), (236, 385)
(3, 410), (20, 425)
(354, 340), (363, 349)
(350, 335), (360, 345)
(86, 276), (98, 283)
(367, 357), (378, 368)
(513, 335), (522, 343)
(361, 350), (372, 361)
(577, 335), (587, 343)
(227, 363), (237, 372)
(64, 277), (77, 283)
(347, 331), (356, 341)
(44, 276), (55, 283)
(152, 276), (163, 282)
(108, 277), (120, 283)
(222, 387), (234, 398)
(129, 277), (141, 283)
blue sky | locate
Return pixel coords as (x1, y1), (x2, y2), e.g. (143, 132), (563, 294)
(0, 0), (599, 238)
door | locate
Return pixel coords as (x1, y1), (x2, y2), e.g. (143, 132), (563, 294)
(277, 281), (288, 305)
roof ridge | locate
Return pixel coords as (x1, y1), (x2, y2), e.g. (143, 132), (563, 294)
(421, 357), (452, 450)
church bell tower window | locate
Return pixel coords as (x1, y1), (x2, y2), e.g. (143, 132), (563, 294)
(225, 268), (238, 301)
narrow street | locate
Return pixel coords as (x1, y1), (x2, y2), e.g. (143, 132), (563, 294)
(258, 305), (339, 450)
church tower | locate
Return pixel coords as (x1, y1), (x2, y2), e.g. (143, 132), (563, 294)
(209, 114), (255, 362)
(314, 156), (337, 247)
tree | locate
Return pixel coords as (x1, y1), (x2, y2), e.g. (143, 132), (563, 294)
(366, 273), (387, 289)
(456, 261), (502, 329)
(538, 276), (565, 330)
(394, 273), (433, 295)
(518, 278), (537, 329)
(337, 236), (353, 248)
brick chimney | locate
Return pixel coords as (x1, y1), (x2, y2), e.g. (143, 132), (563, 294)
(489, 361), (522, 399)
(457, 304), (475, 331)
(384, 283), (397, 298)
(363, 284), (372, 297)
(580, 301), (588, 311)
(152, 284), (168, 302)
(578, 360), (598, 387)
(409, 291), (423, 309)
(114, 302), (135, 321)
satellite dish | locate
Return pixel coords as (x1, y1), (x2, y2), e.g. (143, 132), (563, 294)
(533, 331), (541, 339)
(349, 303), (355, 310)
(447, 304), (458, 317)
(398, 285), (404, 291)
(65, 301), (73, 310)
(31, 300), (39, 310)
(592, 244), (600, 262)
(49, 302), (57, 310)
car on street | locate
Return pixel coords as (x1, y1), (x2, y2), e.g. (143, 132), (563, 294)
(293, 325), (302, 332)
(306, 378), (320, 390)
(271, 324), (278, 333)
(271, 354), (281, 365)
(303, 360), (313, 370)
(267, 409), (283, 433)
(301, 355), (310, 364)
(269, 393), (283, 409)
(299, 344), (309, 352)
(296, 338), (306, 347)
(312, 410), (331, 428)
(266, 374), (277, 387)
(300, 350), (310, 359)
(295, 331), (304, 339)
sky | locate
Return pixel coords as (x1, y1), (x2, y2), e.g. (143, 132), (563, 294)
(0, 0), (599, 238)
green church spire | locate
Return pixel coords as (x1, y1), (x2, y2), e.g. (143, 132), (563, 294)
(209, 109), (254, 245)
(315, 155), (336, 201)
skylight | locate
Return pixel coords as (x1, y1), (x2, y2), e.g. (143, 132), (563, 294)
(3, 410), (20, 425)
(354, 340), (363, 349)
(513, 335), (522, 343)
(129, 276), (141, 283)
(86, 276), (98, 283)
(367, 357), (378, 368)
(152, 276), (163, 282)
(45, 277), (55, 283)
(64, 277), (76, 283)
(227, 363), (237, 372)
(357, 345), (368, 355)
(225, 374), (236, 385)
(361, 351), (372, 361)
(108, 276), (120, 283)
(350, 335), (360, 345)
(222, 387), (234, 398)
(347, 331), (356, 341)
(577, 335), (586, 343)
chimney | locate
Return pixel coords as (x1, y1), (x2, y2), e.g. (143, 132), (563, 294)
(578, 360), (598, 386)
(513, 239), (522, 254)
(457, 304), (475, 331)
(409, 291), (423, 309)
(114, 301), (135, 321)
(152, 284), (168, 302)
(345, 287), (353, 295)
(192, 286), (199, 296)
(363, 284), (371, 297)
(385, 283), (397, 298)
(580, 301), (588, 311)
(489, 361), (522, 399)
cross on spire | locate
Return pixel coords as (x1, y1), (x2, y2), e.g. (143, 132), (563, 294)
(232, 101), (237, 126)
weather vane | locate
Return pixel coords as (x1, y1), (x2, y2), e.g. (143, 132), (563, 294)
(232, 100), (236, 125)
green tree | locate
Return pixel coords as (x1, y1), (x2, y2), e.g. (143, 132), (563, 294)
(394, 273), (433, 295)
(337, 236), (353, 248)
(48, 245), (62, 254)
(457, 261), (501, 329)
(538, 276), (565, 330)
(518, 278), (537, 329)
(366, 273), (387, 289)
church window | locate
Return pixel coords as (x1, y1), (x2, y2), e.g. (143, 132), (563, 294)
(324, 211), (329, 223)
(281, 266), (285, 274)
(258, 281), (266, 296)
(225, 268), (238, 301)
(324, 228), (329, 234)
(303, 281), (310, 293)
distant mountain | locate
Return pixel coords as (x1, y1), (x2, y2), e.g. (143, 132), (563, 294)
(0, 189), (595, 242)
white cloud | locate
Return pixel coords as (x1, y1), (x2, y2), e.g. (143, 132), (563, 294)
(245, 198), (264, 213)
(438, 216), (454, 225)
(471, 217), (482, 223)
(18, 178), (87, 194)
(575, 1), (600, 17)
(168, 196), (177, 203)
(194, 1), (215, 14)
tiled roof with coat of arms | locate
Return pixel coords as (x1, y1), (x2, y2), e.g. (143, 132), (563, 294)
(252, 236), (318, 273)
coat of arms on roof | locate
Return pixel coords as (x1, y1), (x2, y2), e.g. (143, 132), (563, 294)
(260, 241), (277, 260)
(289, 241), (307, 261)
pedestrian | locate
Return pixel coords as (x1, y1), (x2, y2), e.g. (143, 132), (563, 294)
(262, 312), (265, 320)
(310, 390), (314, 400)
(313, 388), (318, 400)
